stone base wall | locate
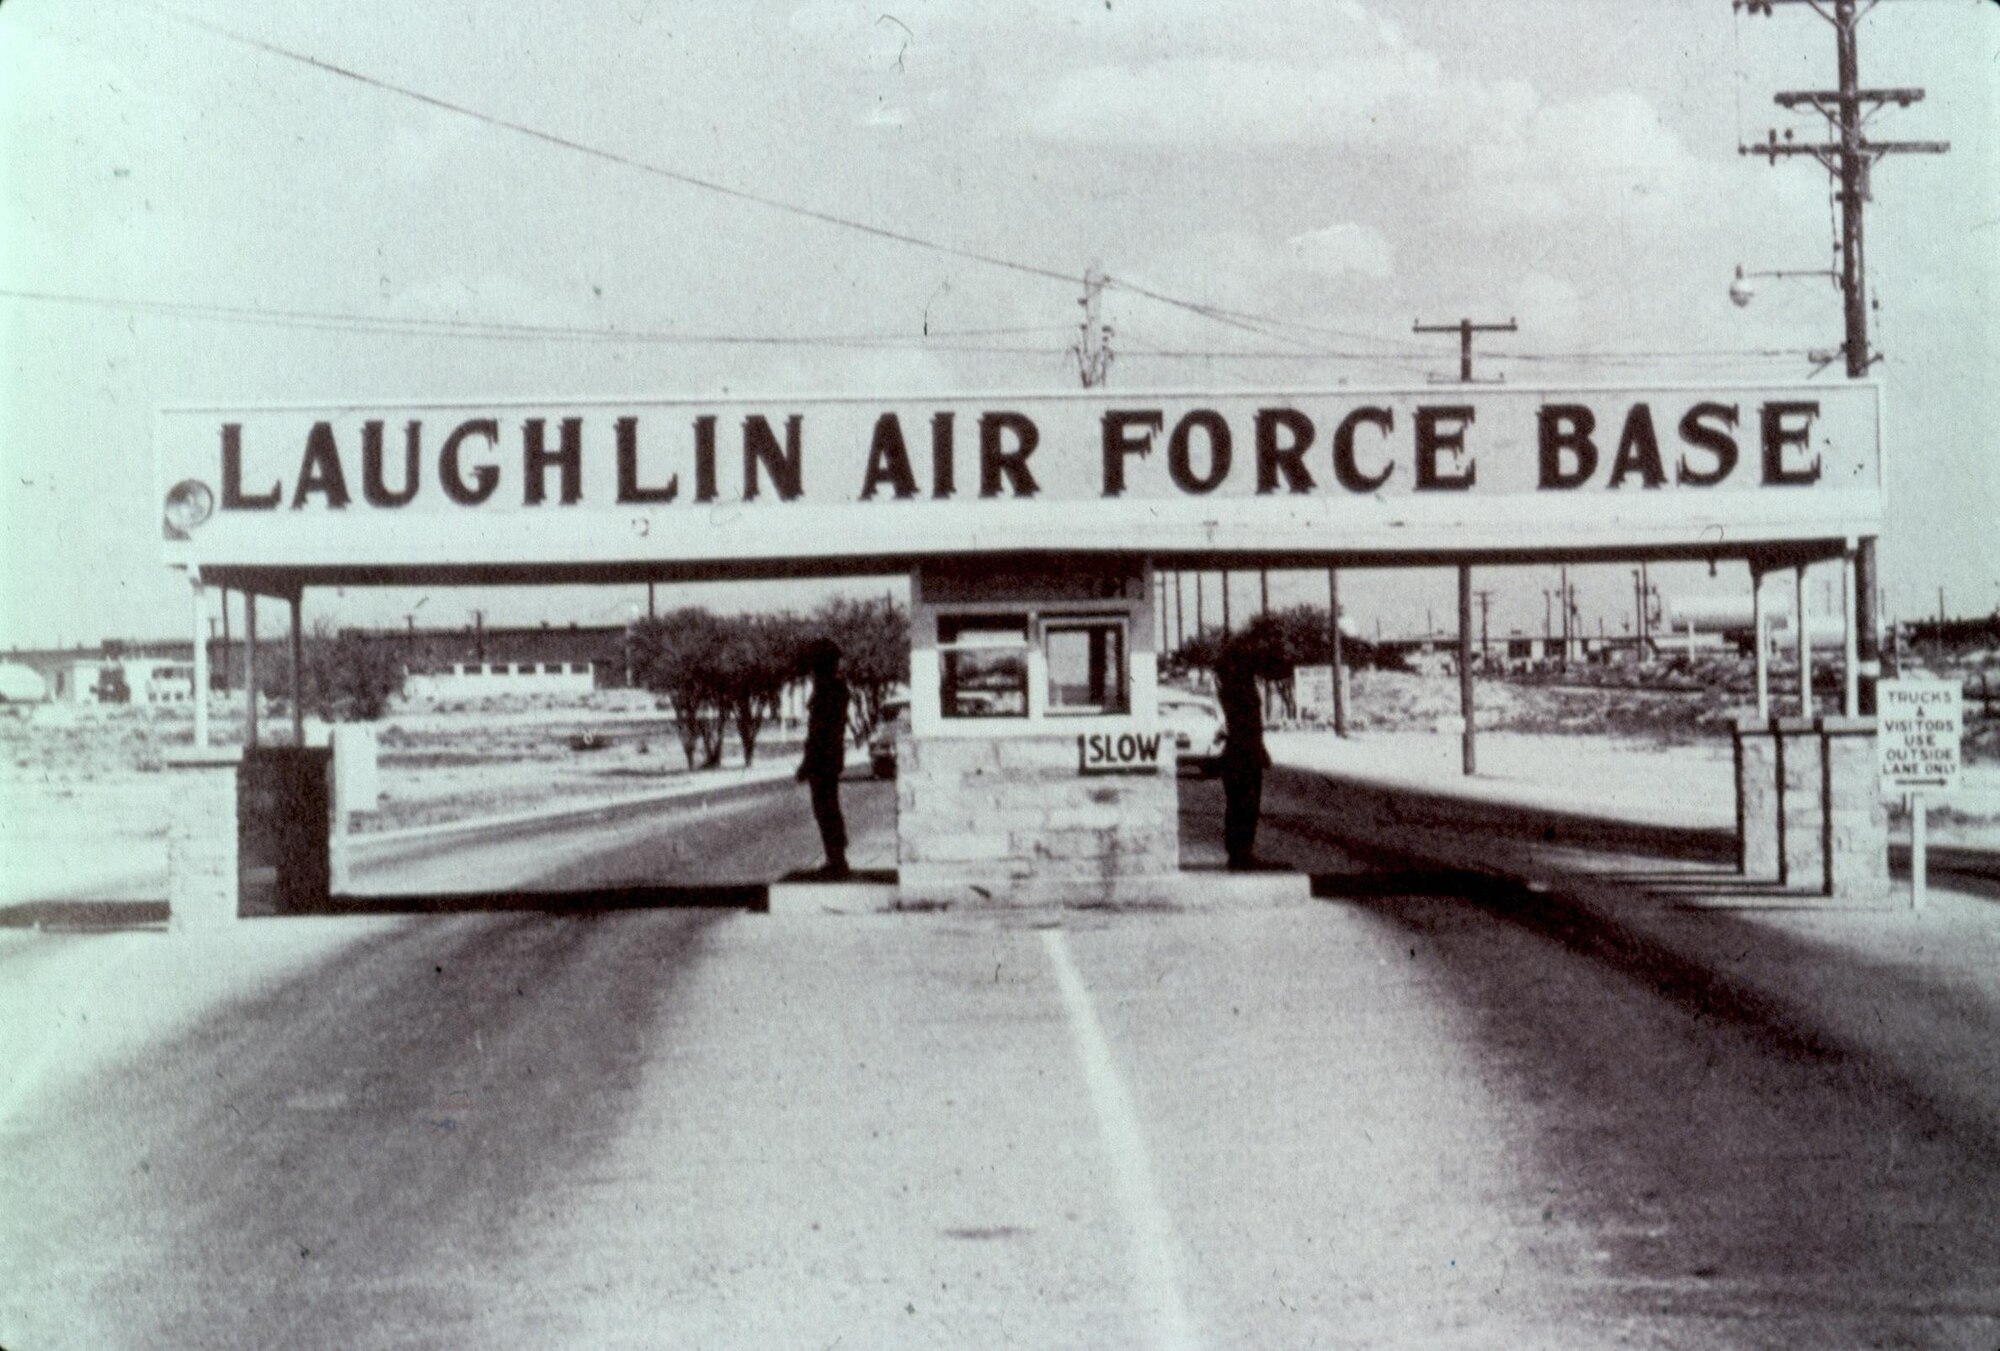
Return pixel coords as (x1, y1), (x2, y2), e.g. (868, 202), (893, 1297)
(165, 748), (244, 930)
(1734, 723), (1779, 882)
(896, 735), (1177, 901)
(1821, 717), (1891, 905)
(1777, 719), (1824, 890)
(238, 747), (333, 915)
(1732, 716), (1892, 906)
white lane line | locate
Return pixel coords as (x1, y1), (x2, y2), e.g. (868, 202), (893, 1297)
(1042, 927), (1202, 1351)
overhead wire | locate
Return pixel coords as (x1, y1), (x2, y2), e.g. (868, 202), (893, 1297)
(121, 1), (1088, 292)
(119, 0), (1435, 366)
(1488, 345), (1823, 363)
(1113, 332), (1437, 378)
(3, 284), (1834, 380)
(0, 286), (1071, 352)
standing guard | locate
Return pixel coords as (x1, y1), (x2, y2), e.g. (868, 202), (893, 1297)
(1215, 620), (1291, 871)
(796, 637), (850, 879)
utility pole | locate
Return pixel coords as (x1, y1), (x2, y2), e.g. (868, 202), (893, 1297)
(472, 610), (485, 663)
(1259, 569), (1270, 617)
(1739, 0), (1946, 715)
(1327, 567), (1347, 737)
(1640, 561), (1652, 651)
(1632, 568), (1645, 659)
(1475, 588), (1493, 665)
(1458, 567), (1476, 775)
(1413, 320), (1516, 771)
(1413, 317), (1517, 383)
(1074, 260), (1113, 389)
(1559, 565), (1573, 671)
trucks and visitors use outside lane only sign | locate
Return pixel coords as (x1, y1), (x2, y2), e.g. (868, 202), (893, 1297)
(1877, 679), (1963, 795)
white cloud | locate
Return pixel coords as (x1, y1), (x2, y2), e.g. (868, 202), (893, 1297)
(1509, 271), (1582, 339)
(1467, 90), (1700, 223)
(1286, 223), (1395, 280)
(1019, 4), (1702, 228)
(1026, 54), (1452, 150)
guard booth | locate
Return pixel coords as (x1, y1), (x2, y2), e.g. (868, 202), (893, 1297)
(155, 383), (1894, 920)
(895, 556), (1193, 906)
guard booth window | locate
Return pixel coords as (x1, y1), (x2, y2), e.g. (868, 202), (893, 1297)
(1044, 619), (1128, 715)
(938, 614), (1030, 718)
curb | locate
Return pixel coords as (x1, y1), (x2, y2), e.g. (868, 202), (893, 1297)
(1266, 763), (1908, 913)
(344, 765), (799, 857)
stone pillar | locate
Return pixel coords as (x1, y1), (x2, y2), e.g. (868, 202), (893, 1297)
(189, 573), (211, 748)
(1820, 716), (1890, 905)
(1733, 716), (1781, 881)
(165, 746), (245, 930)
(896, 734), (1178, 906)
(238, 746), (334, 915)
(1775, 717), (1823, 891)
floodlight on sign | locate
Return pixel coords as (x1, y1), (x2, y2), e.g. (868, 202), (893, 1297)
(163, 479), (215, 539)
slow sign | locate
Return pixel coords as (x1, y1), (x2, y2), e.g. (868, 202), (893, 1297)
(1078, 730), (1165, 776)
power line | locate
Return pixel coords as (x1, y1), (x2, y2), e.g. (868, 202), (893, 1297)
(0, 285), (1070, 352)
(125, 0), (1416, 361)
(126, 1), (1085, 290)
(2, 284), (1833, 380)
(1489, 346), (1822, 363)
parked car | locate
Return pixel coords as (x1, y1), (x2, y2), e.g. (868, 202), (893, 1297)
(1158, 689), (1225, 775)
(869, 697), (910, 778)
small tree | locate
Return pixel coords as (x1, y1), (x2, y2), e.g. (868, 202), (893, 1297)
(298, 621), (405, 721)
(717, 612), (805, 766)
(1175, 605), (1406, 678)
(629, 608), (730, 768)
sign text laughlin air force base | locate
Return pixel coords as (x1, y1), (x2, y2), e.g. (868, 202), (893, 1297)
(157, 385), (1881, 573)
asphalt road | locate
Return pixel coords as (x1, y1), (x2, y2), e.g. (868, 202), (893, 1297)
(347, 771), (901, 897)
(5, 775), (1998, 1347)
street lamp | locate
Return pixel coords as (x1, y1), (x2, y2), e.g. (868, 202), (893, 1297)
(1728, 262), (1838, 309)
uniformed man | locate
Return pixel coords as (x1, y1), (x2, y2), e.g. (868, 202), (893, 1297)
(1215, 621), (1290, 871)
(796, 637), (850, 879)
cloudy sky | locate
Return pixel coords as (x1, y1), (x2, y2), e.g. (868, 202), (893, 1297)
(2, 0), (1994, 647)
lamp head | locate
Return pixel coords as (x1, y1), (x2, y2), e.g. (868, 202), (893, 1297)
(162, 479), (214, 540)
(1728, 264), (1755, 308)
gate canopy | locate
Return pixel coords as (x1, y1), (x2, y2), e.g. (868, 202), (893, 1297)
(157, 383), (1881, 591)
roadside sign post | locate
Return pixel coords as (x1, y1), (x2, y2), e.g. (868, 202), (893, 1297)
(1877, 679), (1963, 910)
(1909, 790), (1926, 911)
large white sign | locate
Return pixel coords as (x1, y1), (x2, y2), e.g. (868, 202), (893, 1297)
(157, 384), (1881, 576)
(1294, 665), (1336, 720)
(1878, 679), (1963, 794)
